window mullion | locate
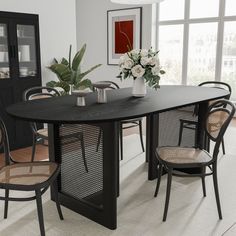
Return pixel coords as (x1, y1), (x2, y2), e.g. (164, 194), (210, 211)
(182, 0), (190, 85)
(215, 0), (226, 81)
(155, 3), (160, 51)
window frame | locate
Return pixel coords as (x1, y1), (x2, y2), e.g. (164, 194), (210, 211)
(154, 0), (236, 91)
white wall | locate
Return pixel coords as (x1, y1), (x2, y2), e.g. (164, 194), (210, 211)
(76, 0), (152, 88)
(0, 0), (77, 85)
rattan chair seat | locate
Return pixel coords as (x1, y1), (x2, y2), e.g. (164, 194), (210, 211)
(157, 147), (212, 164)
(0, 162), (58, 186)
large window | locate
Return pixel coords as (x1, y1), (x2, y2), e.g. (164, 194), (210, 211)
(155, 0), (236, 99)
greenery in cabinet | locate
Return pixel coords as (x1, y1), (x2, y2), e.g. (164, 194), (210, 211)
(47, 44), (102, 95)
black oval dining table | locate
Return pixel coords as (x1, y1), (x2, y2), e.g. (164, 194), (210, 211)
(7, 85), (229, 230)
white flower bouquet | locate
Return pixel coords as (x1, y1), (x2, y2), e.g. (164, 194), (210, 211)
(117, 49), (165, 89)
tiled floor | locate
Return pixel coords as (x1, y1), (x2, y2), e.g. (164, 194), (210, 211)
(0, 125), (236, 235)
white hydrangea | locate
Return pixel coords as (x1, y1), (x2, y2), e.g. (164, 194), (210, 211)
(119, 56), (126, 66)
(131, 65), (145, 78)
(119, 53), (129, 66)
(123, 58), (134, 69)
(149, 57), (159, 66)
(151, 65), (161, 76)
(131, 49), (140, 56)
(140, 49), (149, 57)
(140, 57), (150, 66)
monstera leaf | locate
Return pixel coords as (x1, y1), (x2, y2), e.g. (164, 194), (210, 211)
(48, 64), (72, 83)
(47, 44), (102, 94)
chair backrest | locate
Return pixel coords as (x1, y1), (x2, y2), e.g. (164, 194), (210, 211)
(0, 118), (10, 166)
(23, 86), (60, 101)
(199, 81), (232, 100)
(23, 86), (60, 133)
(205, 99), (235, 160)
(192, 81), (232, 116)
(93, 81), (120, 91)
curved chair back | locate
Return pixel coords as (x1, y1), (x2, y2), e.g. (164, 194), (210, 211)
(192, 81), (232, 116)
(0, 117), (10, 166)
(23, 86), (60, 101)
(23, 86), (60, 134)
(205, 99), (235, 160)
(93, 81), (120, 91)
(199, 81), (232, 100)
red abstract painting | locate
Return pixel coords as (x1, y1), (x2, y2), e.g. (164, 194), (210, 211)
(115, 20), (134, 54)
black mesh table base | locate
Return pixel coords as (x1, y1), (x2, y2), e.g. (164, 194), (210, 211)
(48, 104), (208, 229)
(159, 106), (196, 147)
(48, 122), (119, 230)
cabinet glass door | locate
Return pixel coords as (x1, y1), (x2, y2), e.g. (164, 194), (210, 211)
(0, 23), (10, 79)
(17, 24), (37, 77)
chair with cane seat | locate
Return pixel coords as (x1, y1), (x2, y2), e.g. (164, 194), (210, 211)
(23, 86), (88, 172)
(94, 81), (145, 160)
(0, 116), (64, 236)
(154, 99), (235, 222)
(178, 81), (232, 154)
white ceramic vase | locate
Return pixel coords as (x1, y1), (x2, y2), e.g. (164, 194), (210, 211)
(132, 77), (146, 97)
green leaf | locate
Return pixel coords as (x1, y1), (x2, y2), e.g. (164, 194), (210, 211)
(61, 57), (69, 66)
(72, 44), (86, 71)
(76, 64), (102, 81)
(69, 45), (72, 69)
(74, 79), (92, 89)
(47, 44), (102, 95)
(56, 81), (70, 93)
(46, 80), (70, 94)
(160, 70), (165, 74)
(46, 80), (58, 88)
(48, 64), (72, 82)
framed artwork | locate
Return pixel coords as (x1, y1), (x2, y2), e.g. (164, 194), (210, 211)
(107, 7), (142, 65)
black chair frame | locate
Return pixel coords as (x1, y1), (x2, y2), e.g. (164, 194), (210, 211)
(178, 81), (232, 154)
(94, 81), (145, 160)
(154, 100), (235, 222)
(23, 86), (88, 172)
(0, 117), (64, 236)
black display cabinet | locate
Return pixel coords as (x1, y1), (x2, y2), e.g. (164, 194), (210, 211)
(0, 11), (42, 150)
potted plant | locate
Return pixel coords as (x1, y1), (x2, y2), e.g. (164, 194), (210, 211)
(117, 48), (165, 97)
(47, 44), (102, 95)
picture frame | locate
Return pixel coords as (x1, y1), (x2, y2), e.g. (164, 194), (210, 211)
(107, 7), (142, 65)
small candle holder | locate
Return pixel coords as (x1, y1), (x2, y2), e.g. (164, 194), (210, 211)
(72, 89), (90, 106)
(92, 82), (111, 104)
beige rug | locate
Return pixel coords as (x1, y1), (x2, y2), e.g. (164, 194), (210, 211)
(1, 133), (236, 236)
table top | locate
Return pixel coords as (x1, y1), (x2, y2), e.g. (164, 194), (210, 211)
(7, 85), (229, 124)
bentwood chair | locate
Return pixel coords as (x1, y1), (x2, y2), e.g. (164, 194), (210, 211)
(23, 86), (88, 172)
(0, 116), (64, 236)
(178, 81), (232, 154)
(94, 81), (145, 160)
(154, 100), (235, 221)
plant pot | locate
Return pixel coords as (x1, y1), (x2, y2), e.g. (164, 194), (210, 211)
(132, 77), (146, 97)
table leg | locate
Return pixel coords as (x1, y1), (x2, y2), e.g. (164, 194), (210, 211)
(196, 101), (209, 150)
(48, 122), (119, 230)
(146, 113), (159, 180)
